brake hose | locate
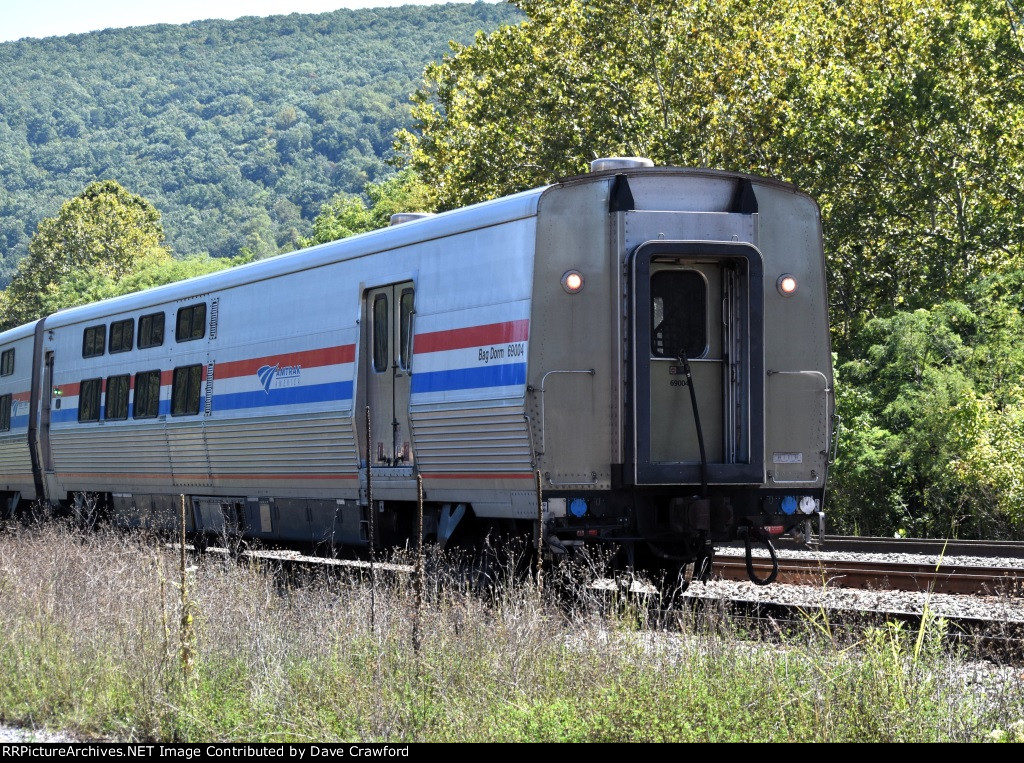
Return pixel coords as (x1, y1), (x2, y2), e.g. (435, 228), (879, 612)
(744, 530), (779, 586)
(677, 351), (708, 497)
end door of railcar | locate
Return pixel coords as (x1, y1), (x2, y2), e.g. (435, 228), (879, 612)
(631, 241), (764, 487)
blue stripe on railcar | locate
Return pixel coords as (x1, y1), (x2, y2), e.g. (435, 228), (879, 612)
(211, 380), (353, 412)
(410, 363), (527, 394)
(49, 380), (356, 423)
(49, 362), (528, 423)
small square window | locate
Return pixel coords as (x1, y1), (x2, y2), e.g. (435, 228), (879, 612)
(171, 364), (203, 416)
(105, 375), (130, 420)
(138, 312), (165, 349)
(78, 378), (102, 422)
(650, 270), (708, 360)
(175, 304), (206, 343)
(133, 370), (161, 419)
(109, 319), (134, 354)
(82, 326), (105, 358)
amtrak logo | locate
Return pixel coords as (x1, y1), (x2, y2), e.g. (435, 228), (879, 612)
(257, 364), (301, 393)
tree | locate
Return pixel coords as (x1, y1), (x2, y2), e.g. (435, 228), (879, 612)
(829, 277), (1024, 537)
(398, 0), (1024, 338)
(0, 4), (523, 272)
(829, 304), (980, 536)
(298, 169), (435, 247)
(0, 180), (167, 329)
(396, 0), (1024, 537)
(35, 249), (253, 318)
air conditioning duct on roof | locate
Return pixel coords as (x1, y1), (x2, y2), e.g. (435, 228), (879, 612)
(589, 157), (654, 173)
(389, 213), (435, 226)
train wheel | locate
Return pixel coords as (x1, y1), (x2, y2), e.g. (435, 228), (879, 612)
(695, 547), (716, 582)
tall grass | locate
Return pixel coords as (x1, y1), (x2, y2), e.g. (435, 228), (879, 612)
(0, 522), (1020, 742)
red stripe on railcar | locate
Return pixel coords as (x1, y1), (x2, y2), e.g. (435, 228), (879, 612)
(57, 472), (359, 481)
(420, 473), (535, 480)
(413, 320), (529, 354)
(215, 345), (356, 380)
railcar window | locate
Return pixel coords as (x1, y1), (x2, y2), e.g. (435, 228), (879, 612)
(0, 349), (13, 376)
(0, 394), (10, 431)
(138, 312), (165, 349)
(373, 294), (388, 373)
(82, 325), (106, 358)
(175, 304), (206, 343)
(78, 378), (102, 422)
(171, 364), (203, 416)
(133, 370), (161, 419)
(399, 288), (414, 370)
(109, 319), (134, 354)
(651, 270), (707, 360)
(105, 374), (130, 420)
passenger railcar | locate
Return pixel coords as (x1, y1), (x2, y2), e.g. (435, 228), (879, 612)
(0, 160), (836, 581)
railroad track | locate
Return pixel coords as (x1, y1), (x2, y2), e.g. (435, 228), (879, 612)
(680, 594), (1024, 664)
(722, 534), (1024, 558)
(209, 536), (1024, 596)
(713, 556), (1024, 596)
(193, 540), (1024, 662)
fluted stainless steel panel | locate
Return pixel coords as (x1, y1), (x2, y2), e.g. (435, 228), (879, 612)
(49, 412), (360, 494)
(0, 439), (35, 494)
(410, 405), (532, 472)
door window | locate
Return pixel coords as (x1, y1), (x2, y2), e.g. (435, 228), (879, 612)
(650, 270), (707, 359)
(372, 293), (389, 373)
(398, 288), (414, 370)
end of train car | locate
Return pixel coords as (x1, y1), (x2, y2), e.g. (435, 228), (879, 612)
(0, 159), (836, 585)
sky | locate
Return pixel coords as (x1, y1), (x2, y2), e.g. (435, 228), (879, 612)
(0, 1), (495, 43)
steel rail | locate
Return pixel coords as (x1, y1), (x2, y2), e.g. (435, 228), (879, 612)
(717, 535), (1024, 559)
(713, 556), (1024, 595)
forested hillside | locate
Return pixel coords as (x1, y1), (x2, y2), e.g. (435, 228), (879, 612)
(0, 1), (522, 284)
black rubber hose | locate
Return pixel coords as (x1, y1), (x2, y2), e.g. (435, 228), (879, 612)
(678, 351), (708, 497)
(744, 531), (779, 586)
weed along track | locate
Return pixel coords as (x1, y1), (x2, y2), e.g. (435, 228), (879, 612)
(179, 529), (1024, 666)
(0, 522), (1022, 742)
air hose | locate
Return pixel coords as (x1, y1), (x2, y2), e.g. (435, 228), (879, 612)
(744, 529), (779, 586)
(677, 351), (708, 497)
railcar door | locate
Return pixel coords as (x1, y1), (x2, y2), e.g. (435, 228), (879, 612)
(648, 263), (724, 464)
(631, 242), (764, 485)
(41, 351), (54, 474)
(40, 350), (60, 501)
(363, 282), (415, 472)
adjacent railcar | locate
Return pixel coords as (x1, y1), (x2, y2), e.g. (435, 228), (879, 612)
(0, 160), (836, 579)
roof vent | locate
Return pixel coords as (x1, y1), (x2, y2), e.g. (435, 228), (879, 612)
(589, 157), (654, 173)
(389, 212), (435, 226)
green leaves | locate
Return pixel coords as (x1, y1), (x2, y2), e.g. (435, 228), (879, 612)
(400, 0), (1024, 335)
(831, 292), (1024, 536)
(0, 4), (524, 275)
(0, 180), (167, 329)
(298, 169), (435, 246)
(399, 0), (1024, 537)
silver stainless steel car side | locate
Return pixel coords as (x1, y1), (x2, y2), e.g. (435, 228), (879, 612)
(0, 162), (835, 583)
